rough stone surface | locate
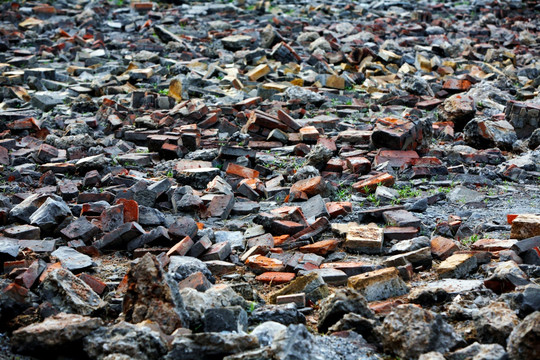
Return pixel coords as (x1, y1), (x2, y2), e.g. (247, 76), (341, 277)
(11, 313), (103, 354)
(39, 268), (104, 315)
(123, 253), (189, 334)
(380, 304), (463, 359)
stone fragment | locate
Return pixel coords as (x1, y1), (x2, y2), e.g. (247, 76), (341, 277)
(383, 209), (421, 228)
(348, 267), (408, 301)
(29, 197), (72, 232)
(473, 301), (520, 346)
(200, 242), (232, 261)
(169, 216), (198, 240)
(446, 342), (507, 360)
(507, 311), (540, 360)
(11, 313), (103, 355)
(51, 246), (93, 272)
(484, 261), (530, 294)
(84, 321), (168, 360)
(317, 288), (374, 333)
(204, 306), (248, 333)
(269, 272), (329, 304)
(95, 222), (145, 250)
(438, 94), (476, 129)
(380, 304), (462, 359)
(100, 204), (124, 233)
(276, 293), (305, 307)
(39, 268), (104, 315)
(60, 217), (100, 243)
(123, 253), (189, 334)
(343, 223), (384, 254)
(221, 34), (252, 50)
(166, 332), (258, 360)
(511, 214), (540, 240)
(169, 256), (214, 284)
(447, 186), (485, 204)
(249, 303), (306, 326)
(4, 225), (41, 240)
(205, 194), (235, 219)
(437, 253), (478, 279)
(505, 100), (540, 139)
(464, 119), (517, 150)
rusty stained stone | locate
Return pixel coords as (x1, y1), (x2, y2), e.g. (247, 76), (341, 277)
(123, 253), (188, 334)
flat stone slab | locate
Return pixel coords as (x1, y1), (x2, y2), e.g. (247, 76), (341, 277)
(411, 279), (485, 295)
(51, 246), (93, 271)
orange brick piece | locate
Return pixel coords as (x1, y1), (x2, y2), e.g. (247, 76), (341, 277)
(290, 176), (325, 197)
(299, 239), (340, 255)
(255, 272), (295, 284)
(299, 126), (320, 142)
(346, 156), (371, 174)
(226, 163), (259, 179)
(78, 273), (107, 295)
(115, 199), (139, 223)
(326, 202), (349, 218)
(431, 236), (459, 260)
(166, 236), (194, 257)
(352, 173), (395, 193)
(507, 214), (518, 224)
(245, 255), (284, 274)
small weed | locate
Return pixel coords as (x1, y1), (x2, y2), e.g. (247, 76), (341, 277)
(336, 182), (352, 201)
(396, 185), (421, 199)
(158, 89), (169, 96)
(247, 302), (256, 313)
(367, 193), (380, 207)
(166, 170), (174, 178)
(462, 234), (479, 246)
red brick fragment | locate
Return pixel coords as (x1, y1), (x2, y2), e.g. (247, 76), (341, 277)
(166, 236), (194, 257)
(352, 173), (395, 193)
(78, 273), (107, 295)
(226, 163), (259, 179)
(115, 199), (139, 223)
(255, 272), (295, 284)
(299, 239), (340, 255)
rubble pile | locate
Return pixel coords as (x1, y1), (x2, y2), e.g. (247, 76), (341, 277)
(0, 0), (539, 359)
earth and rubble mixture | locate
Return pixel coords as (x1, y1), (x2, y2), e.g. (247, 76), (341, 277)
(0, 0), (539, 359)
